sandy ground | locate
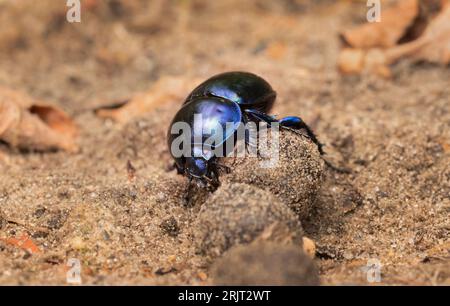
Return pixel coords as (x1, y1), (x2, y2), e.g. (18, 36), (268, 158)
(0, 0), (449, 285)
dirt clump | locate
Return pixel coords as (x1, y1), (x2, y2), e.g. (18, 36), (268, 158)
(222, 130), (324, 220)
(194, 183), (304, 260)
(211, 241), (320, 285)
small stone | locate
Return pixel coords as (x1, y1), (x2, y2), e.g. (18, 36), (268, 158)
(302, 236), (316, 259)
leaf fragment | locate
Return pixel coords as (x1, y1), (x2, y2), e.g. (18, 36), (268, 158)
(96, 76), (201, 124)
(341, 0), (419, 49)
(0, 87), (78, 152)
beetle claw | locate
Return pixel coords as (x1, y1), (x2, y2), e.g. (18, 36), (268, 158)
(204, 172), (220, 190)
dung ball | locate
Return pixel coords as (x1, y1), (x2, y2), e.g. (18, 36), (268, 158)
(222, 130), (324, 219)
(211, 241), (320, 285)
(194, 182), (303, 259)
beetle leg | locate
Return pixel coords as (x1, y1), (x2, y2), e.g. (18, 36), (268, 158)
(279, 116), (324, 155)
(212, 161), (231, 174)
(244, 109), (324, 155)
(242, 113), (259, 156)
(244, 108), (278, 123)
(210, 169), (221, 187)
(246, 112), (352, 172)
(166, 162), (183, 173)
(203, 173), (219, 190)
(175, 162), (185, 174)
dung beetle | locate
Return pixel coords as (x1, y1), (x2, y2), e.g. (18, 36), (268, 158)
(167, 71), (324, 187)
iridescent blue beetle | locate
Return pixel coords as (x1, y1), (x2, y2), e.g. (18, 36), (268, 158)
(168, 71), (323, 187)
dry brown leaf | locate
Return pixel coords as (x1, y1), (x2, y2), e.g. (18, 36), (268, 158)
(341, 0), (419, 49)
(0, 87), (78, 152)
(337, 48), (365, 74)
(338, 2), (450, 76)
(373, 3), (450, 66)
(96, 76), (201, 124)
(83, 0), (100, 11)
(338, 47), (392, 77)
(0, 233), (41, 254)
(408, 2), (450, 63)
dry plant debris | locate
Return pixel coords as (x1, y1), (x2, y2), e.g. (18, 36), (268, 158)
(0, 87), (78, 152)
(0, 233), (41, 255)
(96, 76), (201, 124)
(341, 0), (420, 49)
(338, 0), (450, 77)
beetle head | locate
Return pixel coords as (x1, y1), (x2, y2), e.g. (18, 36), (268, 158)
(185, 157), (208, 179)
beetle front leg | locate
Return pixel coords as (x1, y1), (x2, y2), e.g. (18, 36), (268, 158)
(244, 109), (324, 155)
(168, 162), (187, 175)
(175, 162), (185, 174)
(210, 171), (220, 188)
(279, 116), (324, 155)
(203, 171), (220, 190)
(242, 112), (259, 155)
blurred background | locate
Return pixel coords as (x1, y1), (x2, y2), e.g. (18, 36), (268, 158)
(0, 0), (358, 112)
